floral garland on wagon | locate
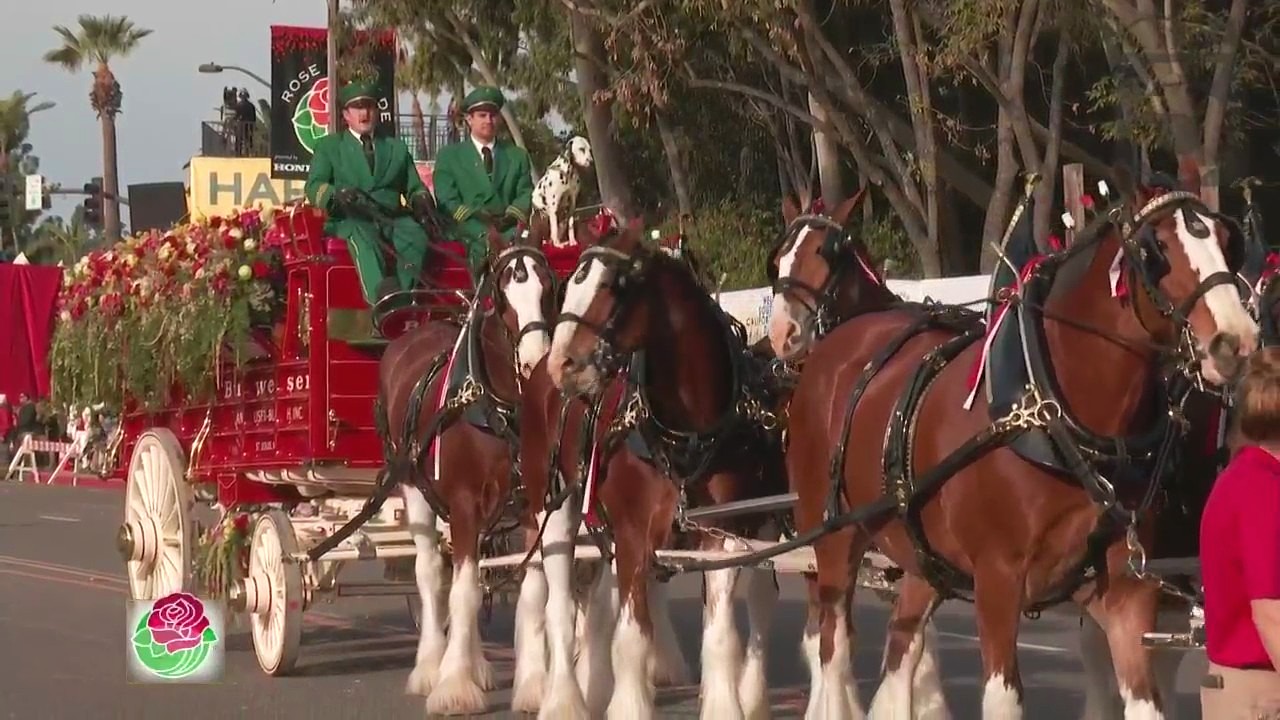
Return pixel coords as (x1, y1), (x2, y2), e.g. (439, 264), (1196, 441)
(50, 207), (289, 412)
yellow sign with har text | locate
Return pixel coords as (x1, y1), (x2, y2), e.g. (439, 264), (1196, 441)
(187, 156), (307, 220)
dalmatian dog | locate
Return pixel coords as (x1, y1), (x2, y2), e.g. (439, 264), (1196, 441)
(532, 136), (593, 247)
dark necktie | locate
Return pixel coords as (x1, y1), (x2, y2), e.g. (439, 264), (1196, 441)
(361, 134), (375, 172)
(482, 146), (494, 177)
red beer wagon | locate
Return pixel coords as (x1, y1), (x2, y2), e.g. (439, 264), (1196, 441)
(107, 203), (582, 675)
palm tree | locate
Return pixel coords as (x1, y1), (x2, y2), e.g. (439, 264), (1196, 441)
(44, 15), (152, 244)
(0, 91), (55, 174)
(27, 207), (98, 266)
(0, 91), (55, 251)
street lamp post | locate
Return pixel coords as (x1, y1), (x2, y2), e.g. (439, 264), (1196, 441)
(198, 63), (271, 92)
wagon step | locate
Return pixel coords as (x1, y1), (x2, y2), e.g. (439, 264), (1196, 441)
(683, 492), (797, 522)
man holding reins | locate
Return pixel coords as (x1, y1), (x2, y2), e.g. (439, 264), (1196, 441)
(431, 86), (535, 270)
(304, 78), (438, 307)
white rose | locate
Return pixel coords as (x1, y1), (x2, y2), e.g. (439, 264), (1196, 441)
(60, 311), (71, 322)
(243, 238), (257, 252)
(158, 245), (173, 260)
(229, 228), (245, 239)
(194, 268), (207, 280)
(186, 242), (197, 255)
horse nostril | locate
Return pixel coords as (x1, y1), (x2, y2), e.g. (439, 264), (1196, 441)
(1209, 333), (1242, 360)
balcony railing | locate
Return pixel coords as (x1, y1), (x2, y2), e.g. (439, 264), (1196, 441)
(199, 116), (458, 162)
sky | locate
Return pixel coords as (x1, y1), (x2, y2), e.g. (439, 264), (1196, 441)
(4, 0), (449, 225)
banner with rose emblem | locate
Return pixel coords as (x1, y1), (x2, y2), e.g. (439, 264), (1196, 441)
(268, 26), (398, 180)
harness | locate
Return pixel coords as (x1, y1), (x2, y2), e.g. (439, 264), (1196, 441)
(549, 243), (784, 536)
(306, 245), (557, 561)
(657, 191), (1241, 609)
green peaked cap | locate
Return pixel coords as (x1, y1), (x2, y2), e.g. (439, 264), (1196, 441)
(461, 86), (505, 113)
(338, 80), (377, 107)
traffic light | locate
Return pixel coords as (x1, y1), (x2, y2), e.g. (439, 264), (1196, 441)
(83, 179), (103, 228)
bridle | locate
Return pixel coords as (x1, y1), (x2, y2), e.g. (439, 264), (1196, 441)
(768, 212), (875, 338)
(553, 241), (653, 379)
(1048, 189), (1247, 391)
(477, 244), (558, 372)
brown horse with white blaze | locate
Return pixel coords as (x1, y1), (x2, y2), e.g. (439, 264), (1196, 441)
(776, 160), (1257, 718)
(377, 225), (562, 715)
(544, 219), (789, 719)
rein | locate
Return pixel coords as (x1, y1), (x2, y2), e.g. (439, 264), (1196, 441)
(305, 245), (558, 560)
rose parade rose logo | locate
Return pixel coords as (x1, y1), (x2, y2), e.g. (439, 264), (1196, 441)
(129, 592), (221, 681)
(291, 76), (331, 155)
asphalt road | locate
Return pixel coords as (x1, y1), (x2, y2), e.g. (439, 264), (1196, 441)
(0, 481), (1208, 719)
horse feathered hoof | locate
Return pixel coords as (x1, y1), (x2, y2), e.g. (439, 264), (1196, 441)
(404, 664), (437, 696)
(537, 678), (590, 720)
(425, 673), (487, 716)
(510, 670), (546, 714)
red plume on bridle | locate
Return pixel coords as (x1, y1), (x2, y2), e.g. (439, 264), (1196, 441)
(587, 209), (618, 238)
(808, 197), (827, 215)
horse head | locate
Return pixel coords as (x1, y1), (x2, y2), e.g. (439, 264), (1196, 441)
(766, 187), (885, 359)
(1104, 157), (1258, 385)
(481, 225), (558, 379)
(549, 217), (715, 397)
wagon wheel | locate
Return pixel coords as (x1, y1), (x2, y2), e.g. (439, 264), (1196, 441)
(116, 429), (193, 601)
(244, 510), (304, 676)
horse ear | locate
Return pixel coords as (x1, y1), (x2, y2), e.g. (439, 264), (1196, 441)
(782, 195), (800, 225)
(831, 185), (869, 226)
(1177, 154), (1202, 196)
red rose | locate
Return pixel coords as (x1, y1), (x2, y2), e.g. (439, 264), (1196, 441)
(146, 592), (212, 654)
(1081, 194), (1095, 210)
(223, 232), (238, 250)
(233, 514), (249, 534)
(308, 77), (331, 128)
(209, 217), (223, 229)
(252, 261), (270, 279)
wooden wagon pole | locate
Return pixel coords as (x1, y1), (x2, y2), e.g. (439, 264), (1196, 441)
(1062, 163), (1085, 246)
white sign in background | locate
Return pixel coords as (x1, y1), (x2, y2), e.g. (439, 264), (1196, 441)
(24, 175), (42, 211)
(716, 275), (995, 345)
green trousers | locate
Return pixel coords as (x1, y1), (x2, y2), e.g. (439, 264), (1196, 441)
(331, 215), (429, 305)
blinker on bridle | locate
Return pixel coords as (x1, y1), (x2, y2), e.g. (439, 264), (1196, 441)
(769, 213), (859, 336)
(553, 242), (651, 376)
(480, 245), (557, 348)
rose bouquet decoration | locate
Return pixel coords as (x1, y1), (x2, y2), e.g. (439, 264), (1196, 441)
(50, 207), (287, 411)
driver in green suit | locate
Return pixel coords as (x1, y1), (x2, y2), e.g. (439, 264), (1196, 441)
(431, 86), (534, 269)
(304, 79), (436, 306)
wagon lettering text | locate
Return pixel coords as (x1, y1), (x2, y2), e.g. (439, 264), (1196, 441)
(285, 375), (309, 393)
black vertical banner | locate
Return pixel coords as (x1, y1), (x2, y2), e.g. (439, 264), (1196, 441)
(269, 25), (397, 180)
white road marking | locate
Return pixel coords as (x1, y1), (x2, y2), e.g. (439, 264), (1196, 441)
(38, 515), (80, 523)
(936, 630), (1070, 655)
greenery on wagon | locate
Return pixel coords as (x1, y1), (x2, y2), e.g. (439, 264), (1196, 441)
(50, 208), (287, 411)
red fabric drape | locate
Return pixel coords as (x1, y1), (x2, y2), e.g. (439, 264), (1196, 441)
(0, 264), (63, 401)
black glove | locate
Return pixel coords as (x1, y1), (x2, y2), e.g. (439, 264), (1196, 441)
(333, 187), (360, 207)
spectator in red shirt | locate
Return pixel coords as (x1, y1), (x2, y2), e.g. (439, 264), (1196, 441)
(1201, 347), (1280, 718)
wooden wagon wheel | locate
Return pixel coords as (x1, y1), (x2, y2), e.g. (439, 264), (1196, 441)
(244, 510), (304, 675)
(116, 429), (193, 601)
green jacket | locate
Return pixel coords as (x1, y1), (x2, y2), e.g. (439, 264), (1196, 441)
(304, 130), (431, 227)
(432, 137), (534, 243)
